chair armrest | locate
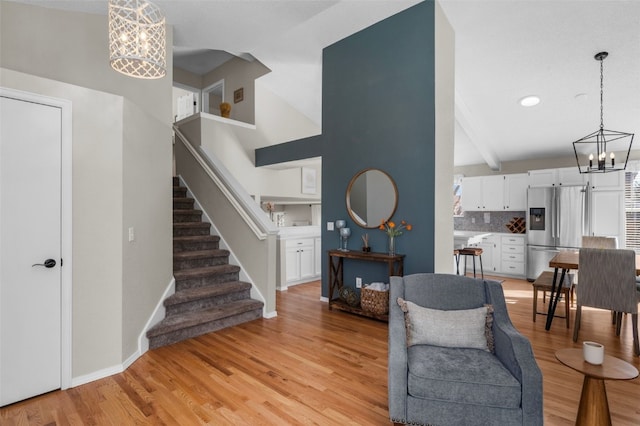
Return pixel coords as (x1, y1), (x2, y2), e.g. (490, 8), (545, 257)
(487, 281), (543, 426)
(388, 276), (408, 423)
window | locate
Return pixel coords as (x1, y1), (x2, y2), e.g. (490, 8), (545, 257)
(624, 171), (640, 251)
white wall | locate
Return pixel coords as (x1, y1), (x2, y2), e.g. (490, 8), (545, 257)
(1, 1), (173, 380)
(434, 2), (455, 273)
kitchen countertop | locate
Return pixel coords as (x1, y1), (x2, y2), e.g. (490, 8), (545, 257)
(454, 231), (492, 248)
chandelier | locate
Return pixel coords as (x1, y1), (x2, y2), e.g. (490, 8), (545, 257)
(573, 52), (634, 173)
(108, 0), (166, 79)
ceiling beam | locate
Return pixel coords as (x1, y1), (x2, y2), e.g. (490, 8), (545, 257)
(454, 90), (501, 171)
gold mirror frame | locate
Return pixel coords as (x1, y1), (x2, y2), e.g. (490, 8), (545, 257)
(345, 168), (398, 229)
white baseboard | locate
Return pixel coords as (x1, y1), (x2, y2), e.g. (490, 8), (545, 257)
(319, 296), (329, 303)
(70, 277), (175, 388)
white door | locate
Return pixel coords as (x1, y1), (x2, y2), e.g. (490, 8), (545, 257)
(0, 95), (62, 406)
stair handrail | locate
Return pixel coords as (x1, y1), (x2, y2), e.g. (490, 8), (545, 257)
(173, 124), (278, 240)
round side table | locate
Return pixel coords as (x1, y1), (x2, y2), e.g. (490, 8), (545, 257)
(555, 348), (639, 426)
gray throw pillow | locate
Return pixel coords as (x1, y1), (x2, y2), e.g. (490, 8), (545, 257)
(397, 298), (494, 352)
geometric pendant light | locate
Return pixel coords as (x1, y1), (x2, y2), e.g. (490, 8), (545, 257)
(108, 0), (166, 79)
(573, 52), (634, 173)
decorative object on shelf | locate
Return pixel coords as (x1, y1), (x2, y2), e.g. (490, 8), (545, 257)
(234, 87), (244, 103)
(339, 286), (359, 307)
(573, 51), (634, 174)
(108, 0), (166, 79)
(379, 219), (412, 256)
(219, 102), (231, 118)
(361, 233), (371, 252)
(505, 217), (526, 234)
(339, 227), (351, 251)
(263, 201), (275, 220)
(335, 219), (346, 249)
(361, 282), (390, 315)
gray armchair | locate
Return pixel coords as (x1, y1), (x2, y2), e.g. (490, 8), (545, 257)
(389, 273), (543, 425)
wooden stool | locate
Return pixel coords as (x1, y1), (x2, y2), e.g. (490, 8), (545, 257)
(453, 249), (461, 275)
(458, 247), (483, 279)
(532, 271), (575, 328)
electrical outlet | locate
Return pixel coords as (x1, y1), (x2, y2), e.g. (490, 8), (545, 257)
(471, 217), (476, 224)
(355, 277), (362, 288)
(327, 221), (334, 231)
(128, 227), (135, 242)
(484, 212), (491, 224)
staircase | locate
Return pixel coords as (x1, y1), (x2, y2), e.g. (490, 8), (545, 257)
(146, 177), (264, 349)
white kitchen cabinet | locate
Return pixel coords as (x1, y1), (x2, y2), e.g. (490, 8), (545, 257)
(590, 190), (625, 247)
(557, 167), (585, 186)
(285, 238), (315, 283)
(589, 172), (624, 191)
(465, 235), (500, 274)
(500, 235), (525, 276)
(314, 237), (322, 276)
(461, 176), (484, 211)
(482, 176), (505, 210)
(462, 175), (525, 211)
(528, 169), (557, 187)
(503, 173), (528, 210)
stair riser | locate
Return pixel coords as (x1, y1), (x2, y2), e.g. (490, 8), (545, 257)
(173, 213), (203, 223)
(165, 289), (252, 316)
(173, 226), (211, 237)
(173, 187), (187, 197)
(173, 255), (229, 270)
(173, 200), (195, 210)
(176, 271), (240, 291)
(173, 176), (180, 186)
(148, 309), (262, 349)
(173, 240), (219, 252)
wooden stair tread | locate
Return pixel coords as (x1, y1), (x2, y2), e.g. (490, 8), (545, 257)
(147, 299), (263, 337)
(173, 222), (210, 228)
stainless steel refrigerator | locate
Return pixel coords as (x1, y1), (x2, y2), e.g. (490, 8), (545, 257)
(526, 185), (590, 281)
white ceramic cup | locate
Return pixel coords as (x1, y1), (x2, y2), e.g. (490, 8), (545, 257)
(583, 341), (604, 365)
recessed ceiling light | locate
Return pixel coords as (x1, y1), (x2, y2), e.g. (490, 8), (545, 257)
(519, 95), (540, 107)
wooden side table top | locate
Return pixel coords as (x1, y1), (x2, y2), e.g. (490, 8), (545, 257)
(555, 348), (639, 381)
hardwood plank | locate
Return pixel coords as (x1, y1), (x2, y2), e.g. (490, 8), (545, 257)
(1, 277), (639, 425)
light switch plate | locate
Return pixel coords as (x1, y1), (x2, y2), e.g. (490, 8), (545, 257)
(128, 227), (135, 242)
(327, 221), (334, 231)
(484, 212), (490, 224)
(356, 277), (362, 288)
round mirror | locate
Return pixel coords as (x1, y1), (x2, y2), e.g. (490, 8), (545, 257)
(346, 168), (398, 228)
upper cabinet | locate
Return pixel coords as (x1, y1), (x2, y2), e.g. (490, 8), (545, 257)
(461, 173), (527, 211)
(503, 174), (528, 210)
(588, 171), (624, 191)
(528, 167), (585, 187)
(461, 177), (484, 211)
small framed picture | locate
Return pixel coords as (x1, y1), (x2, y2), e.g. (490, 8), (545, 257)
(234, 88), (244, 103)
(301, 167), (317, 194)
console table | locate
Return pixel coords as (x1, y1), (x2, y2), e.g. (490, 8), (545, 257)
(327, 249), (404, 321)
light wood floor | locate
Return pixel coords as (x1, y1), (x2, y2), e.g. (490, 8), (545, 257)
(2, 276), (639, 425)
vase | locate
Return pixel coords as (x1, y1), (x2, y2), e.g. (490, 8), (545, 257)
(388, 235), (396, 256)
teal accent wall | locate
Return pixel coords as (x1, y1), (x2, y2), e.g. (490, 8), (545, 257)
(321, 1), (437, 296)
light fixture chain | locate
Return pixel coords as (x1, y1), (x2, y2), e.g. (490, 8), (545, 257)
(600, 55), (604, 130)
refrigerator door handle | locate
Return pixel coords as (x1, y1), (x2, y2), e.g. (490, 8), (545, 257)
(551, 187), (557, 240)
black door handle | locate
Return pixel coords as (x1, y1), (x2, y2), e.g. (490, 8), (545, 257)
(32, 259), (56, 268)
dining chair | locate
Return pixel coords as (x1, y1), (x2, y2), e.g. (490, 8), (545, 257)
(581, 236), (618, 249)
(573, 248), (640, 356)
(581, 236), (618, 321)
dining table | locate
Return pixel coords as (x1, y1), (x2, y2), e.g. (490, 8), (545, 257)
(545, 250), (640, 330)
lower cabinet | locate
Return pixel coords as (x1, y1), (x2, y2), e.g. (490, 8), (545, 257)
(285, 238), (316, 284)
(464, 234), (526, 278)
(465, 235), (500, 275)
(500, 235), (525, 276)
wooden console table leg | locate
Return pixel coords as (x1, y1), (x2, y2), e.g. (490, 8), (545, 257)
(576, 376), (611, 426)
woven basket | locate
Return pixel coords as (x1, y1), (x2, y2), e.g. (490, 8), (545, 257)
(360, 286), (389, 315)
